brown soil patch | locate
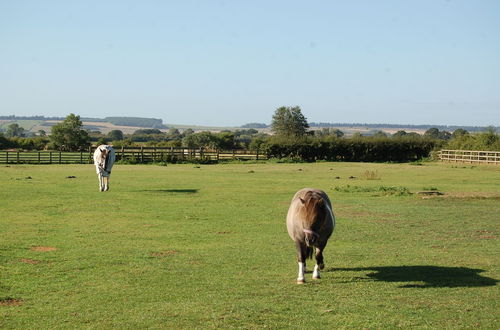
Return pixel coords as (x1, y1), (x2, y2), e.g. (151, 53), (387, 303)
(217, 231), (231, 235)
(150, 250), (178, 257)
(0, 298), (22, 306)
(20, 258), (41, 264)
(31, 246), (57, 252)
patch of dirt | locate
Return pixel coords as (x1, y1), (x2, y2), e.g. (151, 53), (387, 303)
(31, 246), (57, 252)
(149, 250), (178, 257)
(0, 298), (22, 306)
(217, 231), (232, 235)
(20, 258), (41, 264)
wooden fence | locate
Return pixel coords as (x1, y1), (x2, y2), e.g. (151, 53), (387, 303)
(438, 150), (500, 165)
(0, 147), (266, 164)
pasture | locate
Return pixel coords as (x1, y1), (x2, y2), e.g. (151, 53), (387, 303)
(1, 161), (498, 328)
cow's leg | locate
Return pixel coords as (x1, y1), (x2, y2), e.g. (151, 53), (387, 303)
(104, 176), (110, 191)
(295, 241), (308, 284)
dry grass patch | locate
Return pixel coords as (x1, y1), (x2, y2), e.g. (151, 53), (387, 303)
(30, 246), (57, 252)
(0, 298), (22, 306)
(20, 258), (41, 264)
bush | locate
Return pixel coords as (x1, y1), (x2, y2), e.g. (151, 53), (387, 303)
(263, 136), (437, 162)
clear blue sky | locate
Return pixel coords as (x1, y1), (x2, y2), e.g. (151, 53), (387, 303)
(1, 0), (499, 126)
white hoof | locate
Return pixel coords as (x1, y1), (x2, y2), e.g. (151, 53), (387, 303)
(297, 279), (305, 284)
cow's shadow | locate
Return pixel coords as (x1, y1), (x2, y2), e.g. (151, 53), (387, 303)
(328, 265), (498, 288)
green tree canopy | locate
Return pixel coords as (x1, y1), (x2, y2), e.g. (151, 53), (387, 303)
(452, 128), (469, 139)
(424, 127), (451, 140)
(107, 130), (124, 141)
(6, 123), (25, 137)
(50, 114), (90, 151)
(271, 106), (309, 138)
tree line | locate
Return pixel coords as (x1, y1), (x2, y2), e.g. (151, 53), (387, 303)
(1, 109), (498, 162)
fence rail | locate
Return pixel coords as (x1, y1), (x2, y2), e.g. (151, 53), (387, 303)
(438, 149), (500, 164)
(0, 147), (266, 164)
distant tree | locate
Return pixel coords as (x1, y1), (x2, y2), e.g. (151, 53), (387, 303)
(107, 130), (124, 141)
(392, 130), (407, 138)
(271, 106), (309, 138)
(249, 136), (267, 151)
(315, 128), (344, 138)
(50, 113), (90, 151)
(167, 128), (181, 138)
(182, 131), (217, 149)
(477, 127), (499, 149)
(352, 132), (363, 138)
(183, 128), (194, 136)
(6, 123), (25, 137)
(424, 127), (451, 140)
(330, 129), (344, 138)
(424, 128), (440, 139)
(241, 123), (268, 129)
(452, 128), (469, 139)
(407, 132), (421, 138)
(38, 129), (47, 137)
(132, 129), (162, 135)
(105, 117), (165, 128)
(0, 133), (13, 149)
(372, 130), (388, 138)
(216, 131), (235, 150)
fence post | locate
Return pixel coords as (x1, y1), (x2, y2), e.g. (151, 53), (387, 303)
(59, 151), (62, 164)
(141, 146), (144, 163)
(38, 151), (41, 164)
(50, 151), (52, 164)
(17, 151), (20, 164)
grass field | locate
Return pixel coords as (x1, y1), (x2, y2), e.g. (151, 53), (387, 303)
(1, 161), (498, 328)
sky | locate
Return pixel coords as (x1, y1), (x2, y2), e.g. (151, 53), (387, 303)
(0, 0), (499, 127)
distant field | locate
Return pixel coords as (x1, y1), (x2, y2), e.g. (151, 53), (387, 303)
(0, 120), (42, 132)
(38, 120), (243, 134)
(2, 119), (431, 136)
(1, 161), (498, 328)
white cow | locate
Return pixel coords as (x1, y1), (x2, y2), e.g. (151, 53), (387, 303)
(93, 145), (116, 191)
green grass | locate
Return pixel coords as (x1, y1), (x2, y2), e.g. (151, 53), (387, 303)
(1, 162), (499, 328)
